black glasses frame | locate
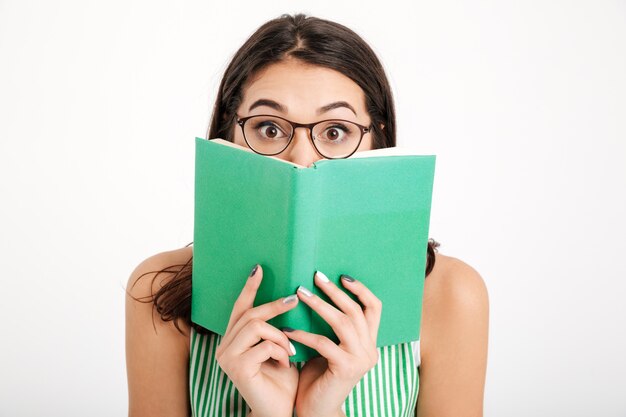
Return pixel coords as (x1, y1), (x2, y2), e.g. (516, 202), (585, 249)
(236, 114), (372, 159)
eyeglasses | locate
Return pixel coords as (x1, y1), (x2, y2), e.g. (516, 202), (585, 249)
(236, 114), (372, 159)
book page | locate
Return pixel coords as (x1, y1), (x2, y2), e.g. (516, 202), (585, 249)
(209, 138), (309, 168)
(349, 146), (423, 159)
(207, 138), (424, 168)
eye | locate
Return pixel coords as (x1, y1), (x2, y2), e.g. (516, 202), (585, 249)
(259, 122), (280, 139)
(252, 119), (290, 141)
(317, 122), (353, 143)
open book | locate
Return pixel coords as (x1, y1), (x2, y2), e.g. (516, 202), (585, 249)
(191, 137), (436, 361)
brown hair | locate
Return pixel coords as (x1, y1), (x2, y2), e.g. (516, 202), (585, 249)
(207, 13), (395, 149)
(129, 13), (440, 334)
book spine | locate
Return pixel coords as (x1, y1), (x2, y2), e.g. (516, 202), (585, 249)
(269, 167), (320, 360)
(286, 167), (321, 297)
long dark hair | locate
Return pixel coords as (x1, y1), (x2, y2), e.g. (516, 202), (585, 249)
(130, 13), (440, 334)
(207, 13), (395, 149)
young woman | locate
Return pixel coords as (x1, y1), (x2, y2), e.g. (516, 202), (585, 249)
(126, 13), (489, 417)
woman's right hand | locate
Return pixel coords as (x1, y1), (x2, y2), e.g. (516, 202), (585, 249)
(215, 264), (300, 417)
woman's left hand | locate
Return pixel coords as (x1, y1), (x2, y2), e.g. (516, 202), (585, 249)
(283, 272), (382, 417)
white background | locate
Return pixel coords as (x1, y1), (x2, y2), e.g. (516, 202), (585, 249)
(1, 1), (625, 416)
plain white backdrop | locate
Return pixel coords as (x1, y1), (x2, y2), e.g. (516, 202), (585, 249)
(1, 0), (625, 416)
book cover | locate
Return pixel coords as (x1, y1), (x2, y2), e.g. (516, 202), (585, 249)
(191, 137), (436, 361)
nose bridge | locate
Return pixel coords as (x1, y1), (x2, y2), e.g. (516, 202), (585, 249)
(284, 123), (323, 165)
(292, 122), (313, 139)
(291, 124), (314, 148)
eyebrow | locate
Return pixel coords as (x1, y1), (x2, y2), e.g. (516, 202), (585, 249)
(248, 99), (357, 116)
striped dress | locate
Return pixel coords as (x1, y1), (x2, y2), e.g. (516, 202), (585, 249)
(189, 327), (421, 417)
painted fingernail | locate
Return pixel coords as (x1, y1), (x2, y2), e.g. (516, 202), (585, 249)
(315, 271), (329, 283)
(297, 285), (313, 297)
(248, 264), (259, 278)
(281, 327), (295, 332)
(289, 342), (297, 356)
(283, 294), (298, 304)
(340, 274), (355, 282)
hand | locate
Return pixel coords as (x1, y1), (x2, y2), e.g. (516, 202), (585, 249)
(215, 264), (300, 417)
(284, 272), (382, 417)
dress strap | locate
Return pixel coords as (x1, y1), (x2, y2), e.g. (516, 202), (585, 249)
(412, 339), (421, 368)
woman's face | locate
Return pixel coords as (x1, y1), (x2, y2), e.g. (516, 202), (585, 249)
(233, 59), (374, 167)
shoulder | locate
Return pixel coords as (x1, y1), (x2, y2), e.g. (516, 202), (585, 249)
(417, 251), (489, 415)
(126, 244), (194, 343)
(423, 252), (489, 318)
(127, 245), (194, 303)
(127, 245), (194, 286)
(421, 252), (489, 348)
(125, 245), (194, 416)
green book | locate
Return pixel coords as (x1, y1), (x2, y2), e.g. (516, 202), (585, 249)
(191, 137), (436, 361)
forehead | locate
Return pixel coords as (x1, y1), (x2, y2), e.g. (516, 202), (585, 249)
(240, 59), (367, 116)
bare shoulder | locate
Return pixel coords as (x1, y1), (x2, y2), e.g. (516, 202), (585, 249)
(127, 245), (193, 298)
(126, 244), (194, 343)
(125, 245), (194, 417)
(422, 252), (489, 316)
(417, 252), (489, 416)
(127, 245), (194, 287)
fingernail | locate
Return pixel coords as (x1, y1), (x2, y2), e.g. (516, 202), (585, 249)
(248, 264), (258, 278)
(340, 274), (355, 282)
(297, 285), (313, 297)
(315, 271), (329, 283)
(281, 327), (295, 332)
(283, 294), (298, 304)
(289, 342), (297, 356)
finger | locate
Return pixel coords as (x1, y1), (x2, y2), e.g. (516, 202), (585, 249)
(229, 318), (297, 358)
(240, 340), (291, 369)
(224, 264), (263, 334)
(340, 275), (383, 340)
(282, 328), (347, 364)
(296, 285), (360, 349)
(220, 293), (299, 350)
(313, 271), (369, 339)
